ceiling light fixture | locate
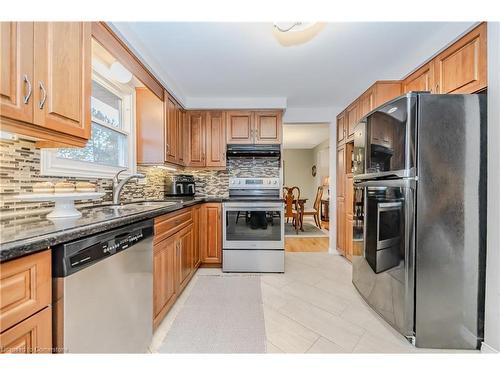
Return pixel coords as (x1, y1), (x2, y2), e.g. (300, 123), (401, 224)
(110, 61), (133, 83)
(272, 22), (325, 47)
(273, 22), (316, 33)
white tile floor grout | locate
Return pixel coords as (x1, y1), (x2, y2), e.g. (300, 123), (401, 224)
(151, 252), (480, 354)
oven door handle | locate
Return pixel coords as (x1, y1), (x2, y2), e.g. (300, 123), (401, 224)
(378, 202), (402, 210)
(223, 202), (284, 209)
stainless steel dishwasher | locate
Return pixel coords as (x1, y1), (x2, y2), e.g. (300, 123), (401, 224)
(52, 219), (153, 353)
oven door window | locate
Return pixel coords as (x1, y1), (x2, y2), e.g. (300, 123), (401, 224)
(225, 209), (282, 242)
(365, 187), (404, 274)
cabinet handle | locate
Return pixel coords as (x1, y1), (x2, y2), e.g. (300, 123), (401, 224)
(435, 83), (439, 93)
(222, 152), (225, 161)
(38, 81), (47, 109)
(166, 144), (170, 153)
(23, 75), (32, 104)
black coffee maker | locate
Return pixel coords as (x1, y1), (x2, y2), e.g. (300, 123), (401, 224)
(165, 174), (196, 196)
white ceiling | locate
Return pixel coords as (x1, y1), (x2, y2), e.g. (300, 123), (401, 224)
(283, 123), (330, 149)
(111, 22), (475, 115)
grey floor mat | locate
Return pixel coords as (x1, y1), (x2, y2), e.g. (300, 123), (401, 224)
(158, 275), (266, 353)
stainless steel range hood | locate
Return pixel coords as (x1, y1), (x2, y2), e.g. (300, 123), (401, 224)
(226, 144), (281, 159)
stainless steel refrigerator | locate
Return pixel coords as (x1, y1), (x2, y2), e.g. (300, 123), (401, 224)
(352, 92), (487, 349)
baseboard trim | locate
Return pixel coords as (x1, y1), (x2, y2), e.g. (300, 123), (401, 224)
(481, 342), (499, 353)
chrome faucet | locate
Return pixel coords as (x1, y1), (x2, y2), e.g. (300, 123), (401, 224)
(112, 169), (145, 205)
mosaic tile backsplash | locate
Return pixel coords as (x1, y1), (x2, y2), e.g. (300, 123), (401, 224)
(0, 137), (280, 221)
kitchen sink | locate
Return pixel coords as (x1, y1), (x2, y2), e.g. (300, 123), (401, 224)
(91, 201), (180, 209)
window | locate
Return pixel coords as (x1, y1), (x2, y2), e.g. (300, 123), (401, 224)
(41, 71), (136, 178)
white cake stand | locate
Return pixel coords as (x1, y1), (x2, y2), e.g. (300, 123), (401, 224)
(16, 192), (105, 218)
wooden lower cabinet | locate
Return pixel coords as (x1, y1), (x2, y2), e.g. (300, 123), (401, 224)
(153, 235), (177, 330)
(192, 205), (201, 268)
(0, 250), (52, 354)
(177, 224), (194, 292)
(345, 219), (353, 261)
(0, 307), (52, 354)
(153, 204), (214, 329)
(200, 203), (222, 265)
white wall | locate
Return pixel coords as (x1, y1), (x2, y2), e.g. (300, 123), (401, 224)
(483, 22), (500, 353)
(282, 149), (316, 202)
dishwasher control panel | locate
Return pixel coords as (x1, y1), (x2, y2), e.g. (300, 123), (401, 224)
(52, 219), (154, 277)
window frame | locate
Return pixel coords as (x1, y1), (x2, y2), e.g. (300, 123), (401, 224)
(41, 70), (137, 179)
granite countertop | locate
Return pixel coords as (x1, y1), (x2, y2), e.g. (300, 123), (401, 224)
(0, 196), (224, 262)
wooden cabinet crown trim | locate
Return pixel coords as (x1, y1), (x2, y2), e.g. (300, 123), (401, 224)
(91, 22), (165, 101)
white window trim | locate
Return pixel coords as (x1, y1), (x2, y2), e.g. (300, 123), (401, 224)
(41, 71), (137, 179)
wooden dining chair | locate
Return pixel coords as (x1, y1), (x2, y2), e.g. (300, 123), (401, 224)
(302, 186), (324, 229)
(283, 186), (301, 234)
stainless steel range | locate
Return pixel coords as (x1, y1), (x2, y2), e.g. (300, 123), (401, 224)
(222, 177), (284, 273)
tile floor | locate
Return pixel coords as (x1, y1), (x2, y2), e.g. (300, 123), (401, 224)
(151, 252), (479, 354)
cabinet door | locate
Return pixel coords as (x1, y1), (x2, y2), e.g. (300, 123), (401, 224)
(359, 90), (373, 118)
(153, 235), (177, 328)
(206, 111), (227, 167)
(0, 22), (34, 124)
(192, 205), (201, 269)
(346, 101), (359, 137)
(136, 87), (165, 164)
(200, 203), (222, 264)
(0, 250), (51, 333)
(345, 218), (353, 261)
(403, 63), (434, 93)
(33, 22), (91, 140)
(226, 111), (254, 144)
(187, 111), (206, 167)
(0, 306), (51, 354)
(345, 175), (353, 217)
(336, 146), (345, 197)
(336, 112), (346, 143)
(254, 111), (282, 144)
(177, 224), (194, 292)
(372, 82), (402, 109)
(165, 95), (178, 163)
(177, 107), (185, 165)
(434, 23), (487, 94)
(336, 198), (345, 256)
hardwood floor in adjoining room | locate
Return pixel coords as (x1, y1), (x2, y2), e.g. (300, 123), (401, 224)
(285, 237), (329, 252)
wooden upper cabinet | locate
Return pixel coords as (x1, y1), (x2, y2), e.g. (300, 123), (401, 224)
(177, 107), (185, 165)
(187, 111), (206, 167)
(346, 101), (359, 138)
(403, 62), (435, 93)
(226, 111), (254, 144)
(372, 81), (402, 109)
(205, 111), (226, 167)
(434, 23), (487, 94)
(359, 89), (373, 118)
(165, 94), (178, 163)
(254, 110), (282, 144)
(33, 22), (91, 140)
(0, 22), (91, 147)
(336, 111), (346, 143)
(136, 87), (164, 164)
(0, 22), (34, 124)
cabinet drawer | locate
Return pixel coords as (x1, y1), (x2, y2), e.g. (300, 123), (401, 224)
(0, 250), (51, 333)
(154, 208), (192, 244)
(0, 306), (52, 354)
